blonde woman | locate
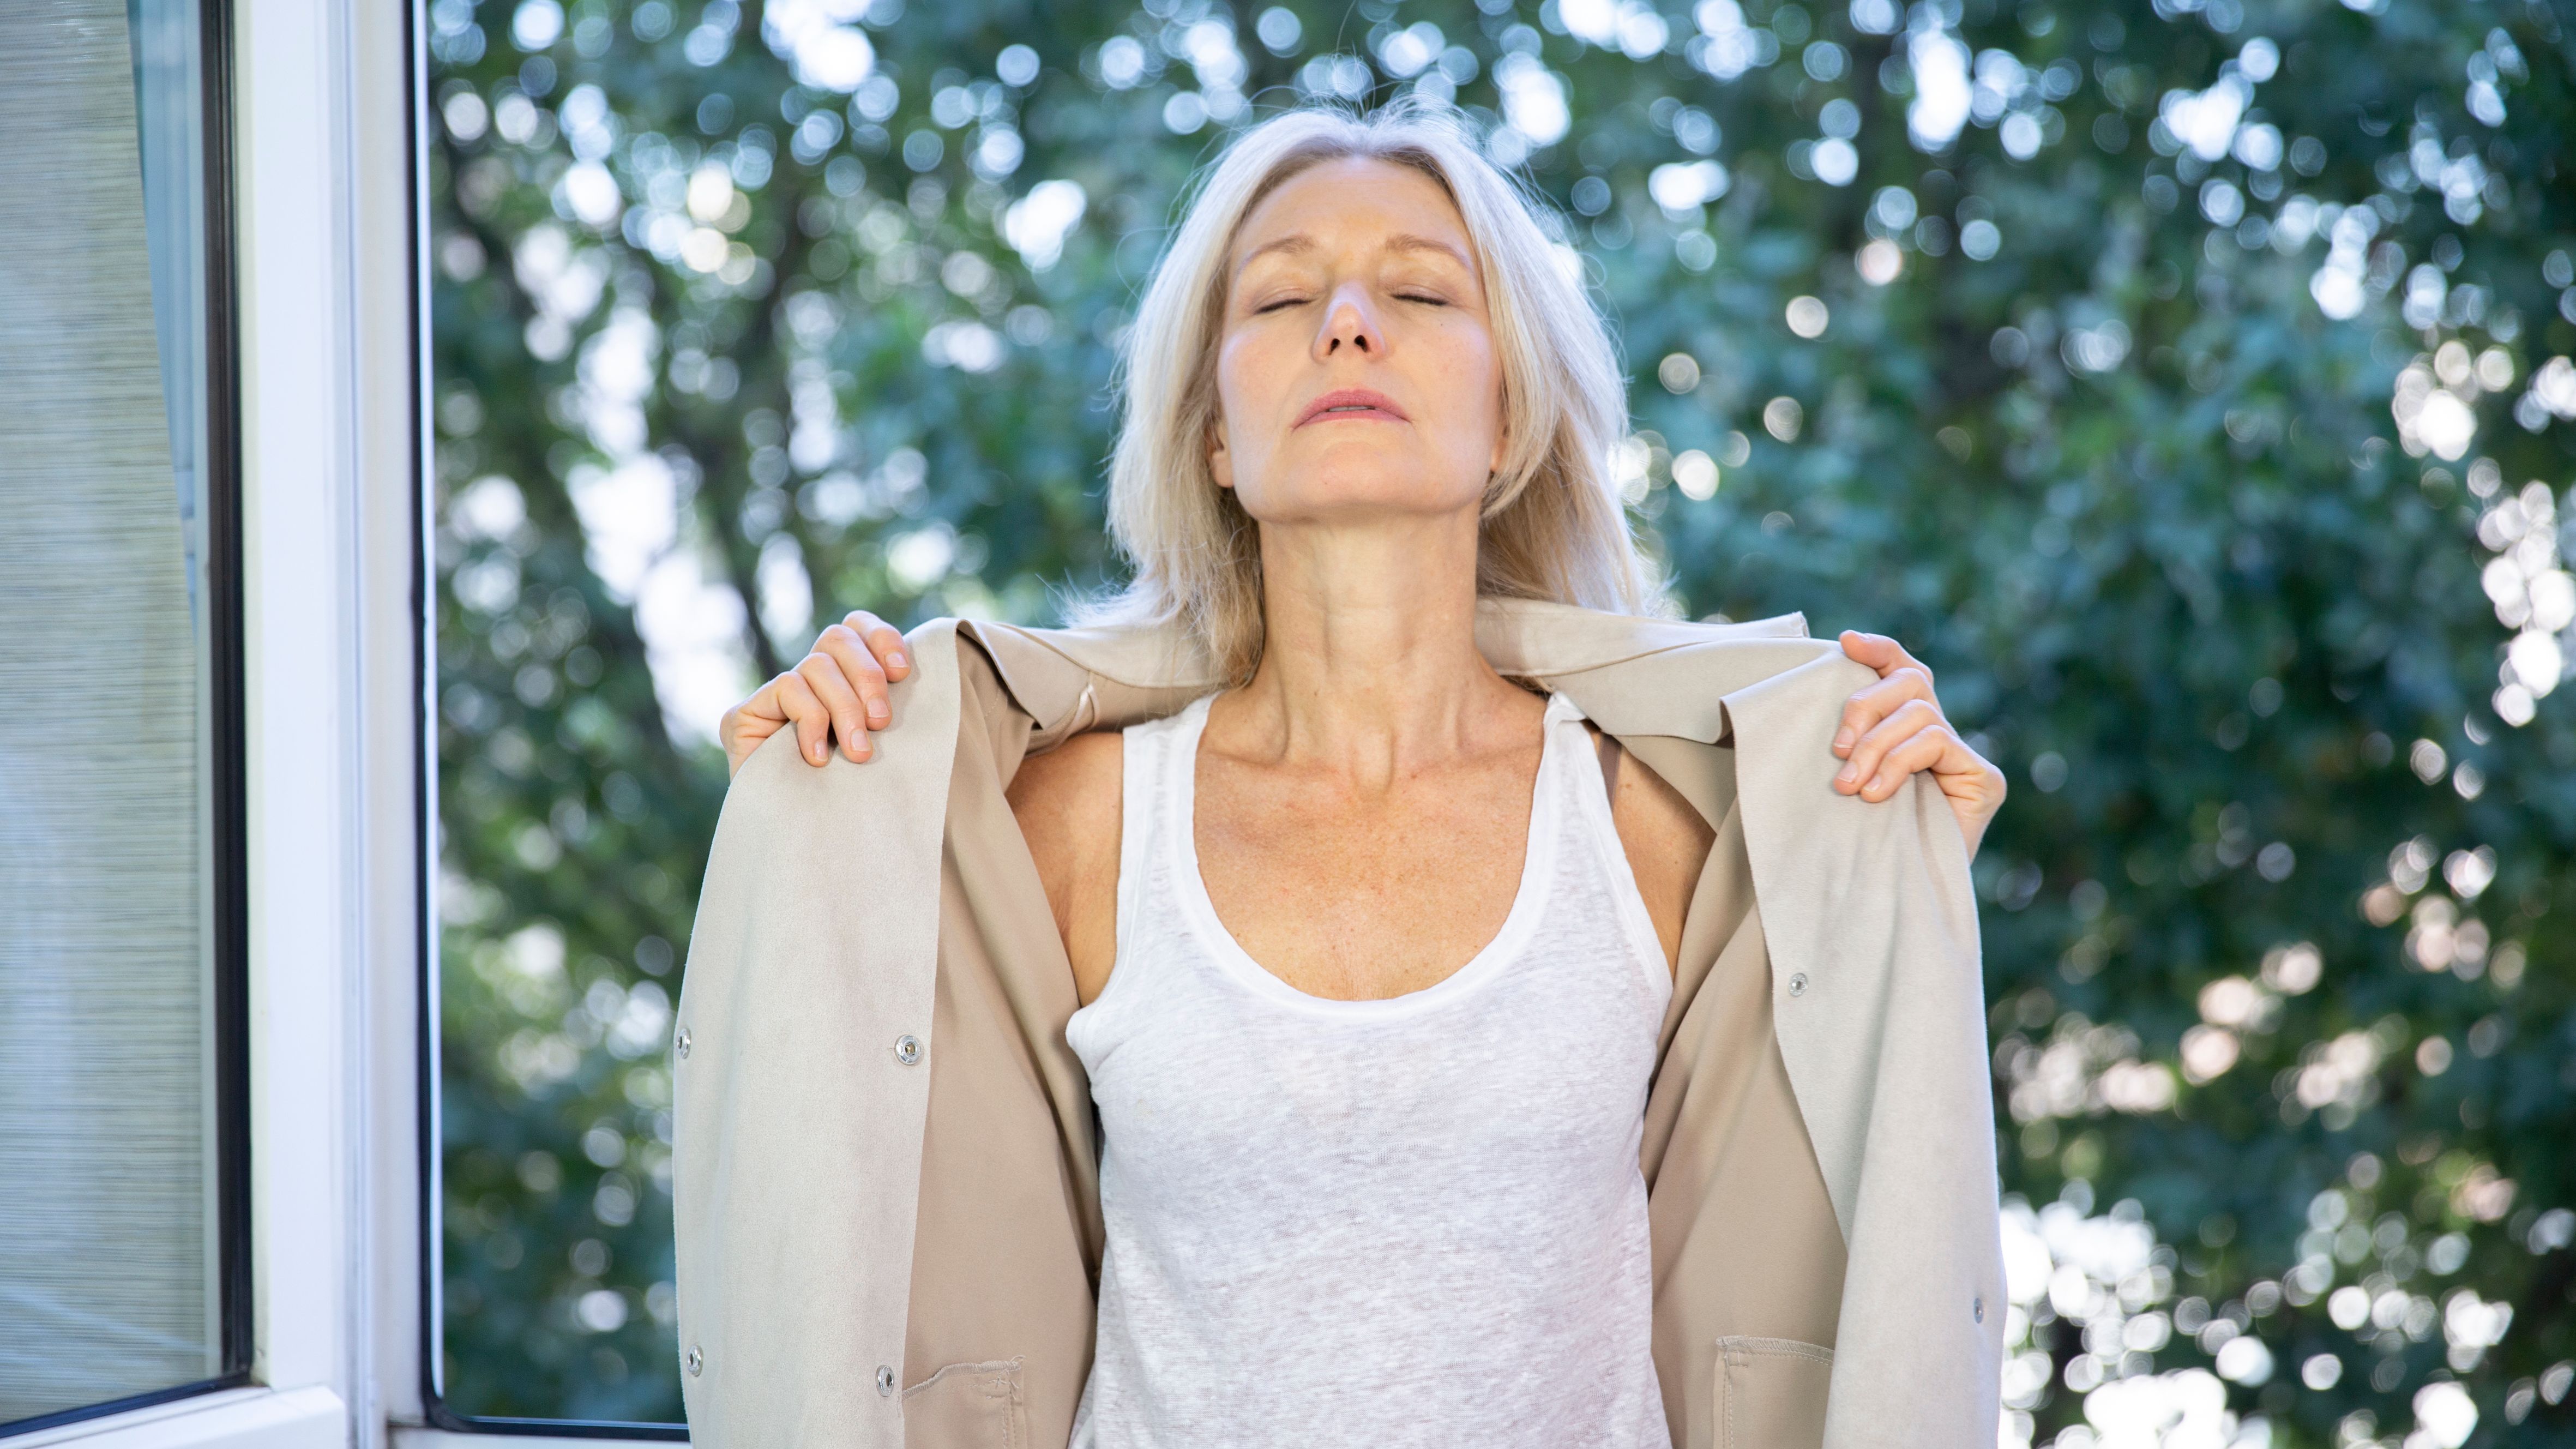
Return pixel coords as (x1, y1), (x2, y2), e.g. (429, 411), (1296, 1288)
(676, 103), (2007, 1449)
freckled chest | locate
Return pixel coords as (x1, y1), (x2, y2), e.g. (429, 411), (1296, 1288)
(1189, 740), (1543, 1002)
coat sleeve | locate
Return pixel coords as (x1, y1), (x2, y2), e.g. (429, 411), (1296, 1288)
(1723, 650), (2007, 1449)
(671, 621), (965, 1448)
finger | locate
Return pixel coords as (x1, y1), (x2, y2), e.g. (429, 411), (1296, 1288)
(1834, 697), (1943, 791)
(725, 672), (793, 758)
(816, 623), (893, 730)
(840, 610), (911, 681)
(773, 672), (842, 766)
(796, 651), (876, 762)
(1832, 668), (1938, 755)
(1838, 629), (1933, 687)
(1857, 727), (1955, 801)
(1833, 668), (1936, 753)
(720, 685), (761, 753)
(1838, 629), (1899, 670)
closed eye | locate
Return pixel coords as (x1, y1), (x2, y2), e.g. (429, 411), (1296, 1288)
(1253, 295), (1309, 314)
(1397, 292), (1449, 306)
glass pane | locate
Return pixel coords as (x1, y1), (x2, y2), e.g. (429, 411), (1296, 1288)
(427, 0), (698, 1410)
(0, 0), (227, 1429)
(425, 1), (1106, 1420)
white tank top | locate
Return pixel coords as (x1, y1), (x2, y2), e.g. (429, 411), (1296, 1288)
(1065, 691), (1674, 1448)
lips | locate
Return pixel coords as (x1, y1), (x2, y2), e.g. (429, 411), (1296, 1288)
(1293, 387), (1411, 427)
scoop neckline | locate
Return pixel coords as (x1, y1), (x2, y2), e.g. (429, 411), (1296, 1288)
(1166, 691), (1566, 1019)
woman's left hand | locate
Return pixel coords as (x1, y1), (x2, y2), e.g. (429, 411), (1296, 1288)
(1832, 630), (2008, 860)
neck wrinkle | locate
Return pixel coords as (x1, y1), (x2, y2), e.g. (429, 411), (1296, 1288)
(1216, 509), (1536, 783)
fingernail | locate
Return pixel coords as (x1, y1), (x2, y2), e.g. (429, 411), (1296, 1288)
(809, 744), (825, 762)
(886, 651), (906, 669)
(1832, 727), (1855, 752)
(1835, 765), (1858, 786)
(869, 703), (889, 724)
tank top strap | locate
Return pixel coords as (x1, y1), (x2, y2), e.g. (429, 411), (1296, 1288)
(1540, 690), (1597, 803)
(1115, 693), (1214, 964)
(1542, 690), (1617, 869)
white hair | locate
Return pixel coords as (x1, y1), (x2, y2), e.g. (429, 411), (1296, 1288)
(1080, 99), (1661, 682)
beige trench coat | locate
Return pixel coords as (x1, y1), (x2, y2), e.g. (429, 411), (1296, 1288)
(672, 599), (2005, 1448)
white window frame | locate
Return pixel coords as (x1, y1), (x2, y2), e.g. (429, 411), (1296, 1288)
(21, 2), (682, 1446)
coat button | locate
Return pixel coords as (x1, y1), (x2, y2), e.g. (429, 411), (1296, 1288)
(1787, 972), (1809, 997)
(876, 1364), (896, 1396)
(685, 1345), (703, 1376)
(675, 1027), (691, 1060)
(1973, 1296), (1985, 1323)
(895, 1033), (923, 1066)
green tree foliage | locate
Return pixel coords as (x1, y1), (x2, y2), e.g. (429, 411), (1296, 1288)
(428, 0), (2576, 1439)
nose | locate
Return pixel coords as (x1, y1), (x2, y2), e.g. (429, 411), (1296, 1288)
(1313, 282), (1385, 359)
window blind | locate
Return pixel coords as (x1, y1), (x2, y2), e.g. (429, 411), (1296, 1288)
(0, 0), (222, 1421)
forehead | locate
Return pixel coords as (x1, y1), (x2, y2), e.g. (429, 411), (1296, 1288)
(1230, 156), (1475, 269)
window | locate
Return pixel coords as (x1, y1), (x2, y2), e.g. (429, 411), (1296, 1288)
(0, 0), (246, 1435)
(423, 0), (696, 1425)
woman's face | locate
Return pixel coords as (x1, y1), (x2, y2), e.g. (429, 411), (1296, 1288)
(1209, 157), (1506, 530)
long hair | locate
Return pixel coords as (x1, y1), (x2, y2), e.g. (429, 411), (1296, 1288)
(1079, 100), (1660, 682)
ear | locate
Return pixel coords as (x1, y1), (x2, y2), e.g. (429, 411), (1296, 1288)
(1209, 418), (1235, 490)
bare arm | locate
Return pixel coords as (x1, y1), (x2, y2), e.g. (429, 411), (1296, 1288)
(1594, 731), (1717, 977)
(1006, 730), (1124, 1005)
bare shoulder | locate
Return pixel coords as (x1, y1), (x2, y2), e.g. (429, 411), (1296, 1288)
(1007, 730), (1122, 877)
(1609, 742), (1712, 858)
(1596, 730), (1715, 972)
(1585, 725), (1711, 857)
(1006, 729), (1122, 994)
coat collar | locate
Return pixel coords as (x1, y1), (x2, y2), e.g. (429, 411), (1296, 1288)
(958, 597), (1831, 747)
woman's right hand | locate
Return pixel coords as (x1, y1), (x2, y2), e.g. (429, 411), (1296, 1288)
(720, 610), (913, 778)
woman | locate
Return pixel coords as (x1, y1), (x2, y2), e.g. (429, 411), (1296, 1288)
(676, 103), (2005, 1449)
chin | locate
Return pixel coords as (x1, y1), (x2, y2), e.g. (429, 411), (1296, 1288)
(1240, 457), (1487, 524)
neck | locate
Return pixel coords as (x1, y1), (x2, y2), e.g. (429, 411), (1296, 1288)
(1220, 509), (1530, 778)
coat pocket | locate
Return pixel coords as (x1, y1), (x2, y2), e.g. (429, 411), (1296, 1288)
(1713, 1336), (1832, 1449)
(901, 1357), (1029, 1448)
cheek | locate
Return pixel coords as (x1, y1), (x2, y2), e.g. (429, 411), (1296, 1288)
(1209, 334), (1253, 485)
(1214, 331), (1255, 420)
(1215, 330), (1282, 443)
(1427, 325), (1506, 459)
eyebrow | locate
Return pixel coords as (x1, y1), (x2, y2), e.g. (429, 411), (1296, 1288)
(1232, 231), (1476, 279)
